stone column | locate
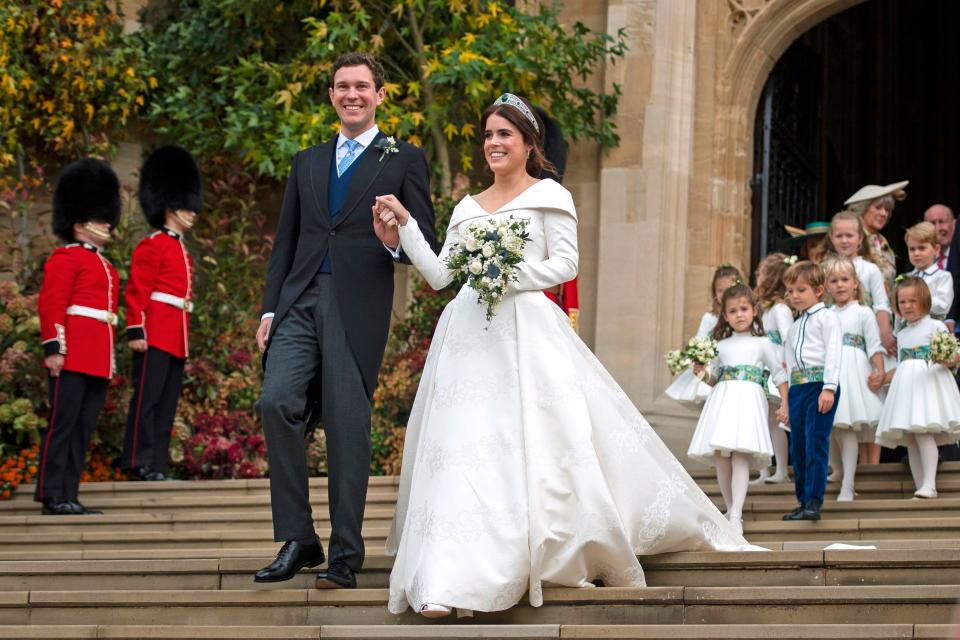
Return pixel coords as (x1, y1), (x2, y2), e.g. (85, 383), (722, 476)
(595, 0), (700, 457)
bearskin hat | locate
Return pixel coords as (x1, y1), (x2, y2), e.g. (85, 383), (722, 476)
(534, 107), (567, 184)
(138, 145), (203, 229)
(52, 158), (121, 242)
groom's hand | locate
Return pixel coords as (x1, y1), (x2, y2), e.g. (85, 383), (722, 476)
(256, 317), (272, 353)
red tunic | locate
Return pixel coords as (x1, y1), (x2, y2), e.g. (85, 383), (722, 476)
(125, 229), (194, 359)
(544, 277), (580, 333)
(39, 243), (120, 379)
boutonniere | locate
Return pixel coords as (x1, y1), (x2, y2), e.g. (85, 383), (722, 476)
(374, 136), (399, 162)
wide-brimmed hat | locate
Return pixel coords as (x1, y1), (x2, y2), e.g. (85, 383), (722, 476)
(784, 221), (830, 239)
(844, 180), (908, 206)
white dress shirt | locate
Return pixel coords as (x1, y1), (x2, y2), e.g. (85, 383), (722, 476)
(785, 302), (842, 391)
(853, 256), (891, 314)
(909, 265), (954, 320)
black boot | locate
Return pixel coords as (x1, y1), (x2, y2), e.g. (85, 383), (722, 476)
(784, 500), (821, 521)
(69, 500), (103, 515)
(41, 497), (81, 515)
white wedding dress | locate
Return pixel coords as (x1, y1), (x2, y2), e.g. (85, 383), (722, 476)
(385, 179), (752, 615)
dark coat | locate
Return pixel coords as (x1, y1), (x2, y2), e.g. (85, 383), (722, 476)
(947, 231), (960, 326)
(261, 133), (437, 403)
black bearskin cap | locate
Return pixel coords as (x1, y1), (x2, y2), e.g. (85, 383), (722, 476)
(52, 158), (121, 242)
(138, 145), (203, 229)
(534, 106), (567, 184)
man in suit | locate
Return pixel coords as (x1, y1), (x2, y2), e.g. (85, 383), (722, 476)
(253, 52), (436, 588)
(924, 204), (959, 333)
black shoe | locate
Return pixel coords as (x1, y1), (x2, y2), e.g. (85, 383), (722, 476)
(144, 470), (167, 481)
(315, 560), (357, 589)
(782, 504), (804, 520)
(41, 497), (81, 515)
(254, 540), (325, 583)
(783, 501), (821, 521)
(69, 501), (103, 515)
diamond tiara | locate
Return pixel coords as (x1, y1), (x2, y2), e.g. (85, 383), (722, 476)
(492, 93), (539, 133)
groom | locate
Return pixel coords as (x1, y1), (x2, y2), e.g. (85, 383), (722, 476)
(254, 52), (436, 587)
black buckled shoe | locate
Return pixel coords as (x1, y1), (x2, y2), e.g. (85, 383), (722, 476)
(70, 501), (103, 515)
(41, 497), (81, 515)
(783, 500), (821, 521)
(315, 560), (357, 589)
(254, 540), (325, 583)
(782, 504), (804, 520)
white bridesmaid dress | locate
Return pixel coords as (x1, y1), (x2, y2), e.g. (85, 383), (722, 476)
(832, 301), (885, 440)
(385, 179), (753, 615)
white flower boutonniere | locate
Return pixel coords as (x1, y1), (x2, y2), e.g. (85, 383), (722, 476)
(374, 136), (399, 162)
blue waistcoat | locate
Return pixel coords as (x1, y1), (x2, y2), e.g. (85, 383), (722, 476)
(319, 149), (363, 273)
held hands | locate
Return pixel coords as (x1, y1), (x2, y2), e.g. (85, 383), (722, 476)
(256, 317), (273, 353)
(128, 339), (148, 353)
(867, 369), (885, 392)
(817, 388), (835, 414)
(775, 404), (789, 426)
(372, 194), (409, 249)
(44, 354), (64, 377)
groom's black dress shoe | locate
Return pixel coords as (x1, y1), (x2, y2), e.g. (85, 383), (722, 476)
(254, 540), (325, 583)
(782, 501), (821, 521)
(69, 500), (103, 515)
(315, 561), (357, 589)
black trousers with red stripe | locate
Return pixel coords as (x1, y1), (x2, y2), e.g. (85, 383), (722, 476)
(34, 371), (108, 502)
(121, 347), (184, 473)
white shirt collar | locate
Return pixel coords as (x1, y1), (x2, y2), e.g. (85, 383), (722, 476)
(917, 265), (940, 277)
(337, 124), (380, 153)
(803, 302), (825, 315)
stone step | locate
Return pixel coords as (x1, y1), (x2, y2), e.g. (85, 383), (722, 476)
(4, 549), (960, 592)
(1, 585), (957, 626)
(0, 624), (953, 639)
(3, 496), (957, 526)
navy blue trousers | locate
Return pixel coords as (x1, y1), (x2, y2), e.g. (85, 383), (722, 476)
(787, 381), (840, 507)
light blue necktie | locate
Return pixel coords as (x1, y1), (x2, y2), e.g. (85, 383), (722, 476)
(337, 139), (361, 177)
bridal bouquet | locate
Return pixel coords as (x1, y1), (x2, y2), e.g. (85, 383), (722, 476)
(928, 331), (959, 367)
(445, 216), (530, 321)
(665, 349), (692, 376)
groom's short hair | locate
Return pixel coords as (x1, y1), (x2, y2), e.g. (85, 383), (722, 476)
(329, 52), (385, 91)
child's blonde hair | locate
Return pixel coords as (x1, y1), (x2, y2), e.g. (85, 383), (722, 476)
(905, 221), (940, 248)
(892, 276), (933, 317)
(784, 260), (826, 291)
(755, 253), (792, 312)
(821, 255), (865, 304)
(825, 210), (879, 264)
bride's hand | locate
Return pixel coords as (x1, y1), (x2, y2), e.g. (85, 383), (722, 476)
(374, 194), (410, 227)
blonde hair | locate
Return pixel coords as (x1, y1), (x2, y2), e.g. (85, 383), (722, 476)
(847, 194), (898, 218)
(905, 221), (940, 248)
(784, 260), (825, 291)
(821, 255), (865, 304)
(825, 210), (879, 264)
(892, 276), (932, 317)
(755, 253), (790, 311)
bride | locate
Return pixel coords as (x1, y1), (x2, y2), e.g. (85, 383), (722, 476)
(372, 94), (752, 618)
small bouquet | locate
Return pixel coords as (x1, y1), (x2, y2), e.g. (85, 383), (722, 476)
(683, 335), (719, 379)
(445, 216), (530, 321)
(665, 349), (691, 376)
(928, 331), (959, 367)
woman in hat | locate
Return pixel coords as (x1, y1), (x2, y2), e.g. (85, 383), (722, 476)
(844, 181), (908, 293)
(784, 222), (829, 264)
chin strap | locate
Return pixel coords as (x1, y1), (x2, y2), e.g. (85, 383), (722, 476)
(173, 209), (196, 229)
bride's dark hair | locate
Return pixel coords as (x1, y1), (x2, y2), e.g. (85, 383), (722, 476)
(480, 95), (557, 178)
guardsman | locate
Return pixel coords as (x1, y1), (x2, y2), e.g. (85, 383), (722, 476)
(37, 158), (121, 515)
(121, 146), (200, 481)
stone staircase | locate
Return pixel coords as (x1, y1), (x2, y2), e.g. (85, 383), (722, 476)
(1, 463), (959, 639)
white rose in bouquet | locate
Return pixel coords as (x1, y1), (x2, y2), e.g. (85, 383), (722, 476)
(465, 236), (481, 252)
(469, 259), (483, 275)
(482, 243), (495, 258)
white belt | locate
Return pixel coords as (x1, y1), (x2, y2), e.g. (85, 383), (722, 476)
(66, 305), (118, 325)
(150, 291), (194, 313)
